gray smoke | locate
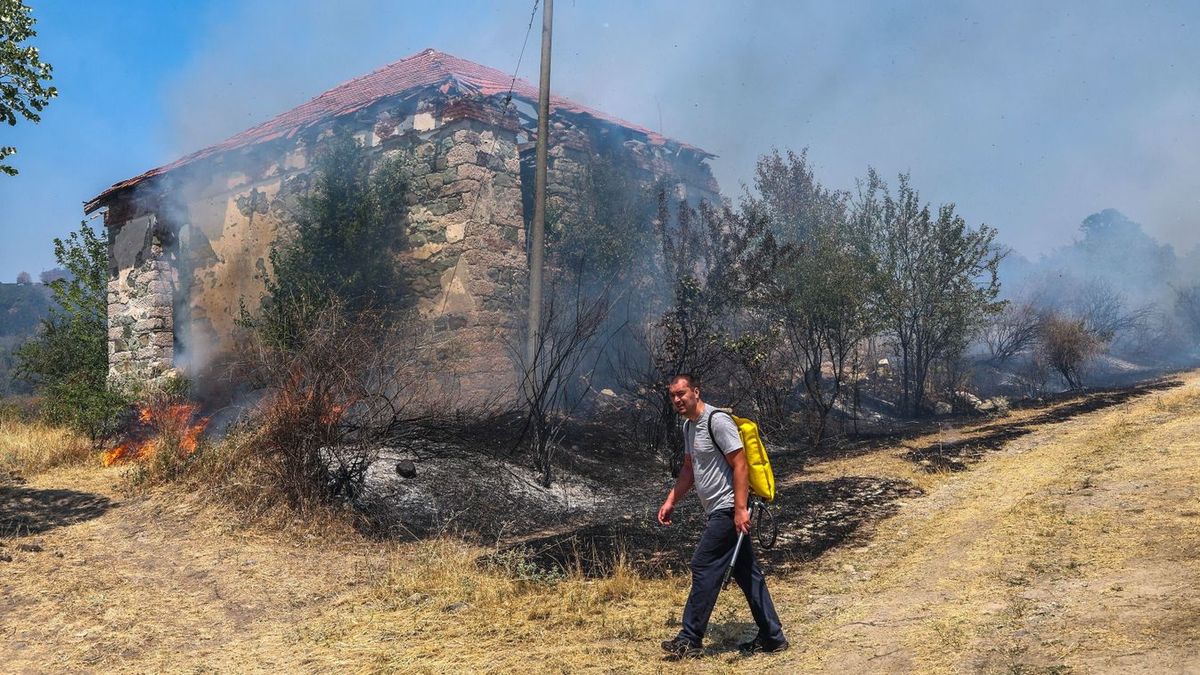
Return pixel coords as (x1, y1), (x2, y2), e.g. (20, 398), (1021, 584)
(164, 1), (1200, 264)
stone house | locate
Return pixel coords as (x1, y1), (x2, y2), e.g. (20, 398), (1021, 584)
(86, 49), (718, 400)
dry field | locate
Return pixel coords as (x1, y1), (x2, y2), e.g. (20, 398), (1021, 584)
(2, 372), (1199, 673)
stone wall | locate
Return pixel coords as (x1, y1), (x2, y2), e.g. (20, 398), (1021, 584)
(106, 214), (176, 383)
(99, 91), (718, 402)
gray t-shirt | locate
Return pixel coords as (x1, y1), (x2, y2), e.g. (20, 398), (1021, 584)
(684, 405), (744, 515)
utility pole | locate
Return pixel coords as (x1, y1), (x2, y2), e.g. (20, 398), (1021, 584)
(526, 0), (552, 365)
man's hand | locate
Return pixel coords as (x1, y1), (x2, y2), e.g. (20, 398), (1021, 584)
(659, 454), (694, 527)
(657, 499), (675, 526)
(734, 505), (751, 534)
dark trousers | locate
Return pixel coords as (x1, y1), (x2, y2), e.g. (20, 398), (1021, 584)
(677, 507), (785, 646)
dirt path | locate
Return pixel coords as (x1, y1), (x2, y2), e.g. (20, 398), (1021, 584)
(758, 373), (1200, 673)
(2, 373), (1199, 673)
(0, 467), (390, 673)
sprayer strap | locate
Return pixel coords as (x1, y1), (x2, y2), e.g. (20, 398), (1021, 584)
(707, 410), (734, 453)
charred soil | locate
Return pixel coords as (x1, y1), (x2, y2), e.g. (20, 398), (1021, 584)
(1, 373), (1198, 672)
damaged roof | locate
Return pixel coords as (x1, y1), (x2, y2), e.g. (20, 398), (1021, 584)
(85, 48), (710, 213)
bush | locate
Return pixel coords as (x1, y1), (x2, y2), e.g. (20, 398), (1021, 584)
(15, 221), (131, 444)
(231, 306), (453, 514)
(1039, 313), (1100, 389)
(244, 130), (414, 351)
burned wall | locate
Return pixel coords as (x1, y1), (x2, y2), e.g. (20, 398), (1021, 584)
(100, 91), (717, 401)
(103, 93), (528, 401)
(106, 213), (177, 383)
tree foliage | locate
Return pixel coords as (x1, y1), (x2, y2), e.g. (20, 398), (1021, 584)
(15, 221), (128, 442)
(856, 170), (1004, 416)
(244, 131), (413, 350)
(1, 0), (57, 175)
(751, 149), (875, 442)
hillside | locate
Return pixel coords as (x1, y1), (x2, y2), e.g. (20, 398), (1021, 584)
(0, 282), (52, 396)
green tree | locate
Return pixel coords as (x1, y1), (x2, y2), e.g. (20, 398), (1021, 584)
(856, 170), (1004, 417)
(16, 221), (128, 442)
(1, 0), (57, 175)
(246, 131), (413, 350)
(750, 149), (877, 443)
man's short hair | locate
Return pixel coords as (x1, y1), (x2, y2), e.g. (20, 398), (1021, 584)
(669, 373), (699, 389)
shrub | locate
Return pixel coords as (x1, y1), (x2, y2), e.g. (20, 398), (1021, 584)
(15, 221), (131, 444)
(1039, 313), (1100, 389)
(243, 130), (414, 352)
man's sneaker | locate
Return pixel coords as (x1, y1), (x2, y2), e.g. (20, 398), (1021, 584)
(660, 636), (703, 659)
(738, 634), (790, 654)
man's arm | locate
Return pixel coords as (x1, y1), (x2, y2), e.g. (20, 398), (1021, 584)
(657, 454), (694, 526)
(725, 448), (751, 534)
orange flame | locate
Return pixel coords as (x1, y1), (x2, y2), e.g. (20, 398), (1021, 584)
(102, 402), (209, 466)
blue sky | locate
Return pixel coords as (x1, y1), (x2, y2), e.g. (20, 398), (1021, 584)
(2, 1), (1198, 281)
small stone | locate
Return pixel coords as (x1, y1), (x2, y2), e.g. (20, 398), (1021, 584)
(444, 601), (468, 613)
(395, 460), (417, 478)
(17, 543), (42, 553)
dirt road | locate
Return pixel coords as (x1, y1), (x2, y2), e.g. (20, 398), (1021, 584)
(2, 373), (1198, 673)
(763, 374), (1200, 673)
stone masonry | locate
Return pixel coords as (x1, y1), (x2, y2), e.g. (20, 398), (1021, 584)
(87, 50), (719, 403)
(106, 215), (177, 383)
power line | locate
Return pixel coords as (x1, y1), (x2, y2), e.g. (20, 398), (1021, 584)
(505, 0), (541, 106)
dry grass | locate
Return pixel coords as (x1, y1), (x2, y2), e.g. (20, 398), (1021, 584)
(0, 417), (95, 476)
(314, 538), (689, 673)
(775, 375), (1200, 674)
(3, 375), (1200, 673)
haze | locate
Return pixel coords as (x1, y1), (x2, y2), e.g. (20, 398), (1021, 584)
(1, 0), (1197, 280)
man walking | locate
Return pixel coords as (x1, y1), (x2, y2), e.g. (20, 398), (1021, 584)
(658, 374), (788, 658)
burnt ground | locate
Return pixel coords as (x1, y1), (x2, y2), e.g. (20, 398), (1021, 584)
(3, 372), (1198, 672)
(510, 476), (922, 578)
(476, 376), (1186, 579)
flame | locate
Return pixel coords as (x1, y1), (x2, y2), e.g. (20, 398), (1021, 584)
(321, 402), (347, 426)
(101, 438), (152, 466)
(102, 401), (209, 466)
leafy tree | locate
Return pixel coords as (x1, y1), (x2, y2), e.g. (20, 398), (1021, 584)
(15, 221), (128, 443)
(245, 131), (413, 350)
(1, 0), (57, 175)
(632, 192), (793, 464)
(15, 270), (30, 284)
(750, 149), (876, 443)
(856, 170), (1004, 417)
(548, 156), (656, 288)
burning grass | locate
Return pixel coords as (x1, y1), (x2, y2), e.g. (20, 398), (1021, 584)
(101, 398), (209, 471)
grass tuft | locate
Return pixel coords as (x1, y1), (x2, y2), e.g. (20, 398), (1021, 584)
(0, 417), (94, 476)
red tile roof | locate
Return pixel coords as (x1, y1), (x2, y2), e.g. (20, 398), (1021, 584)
(86, 48), (708, 212)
